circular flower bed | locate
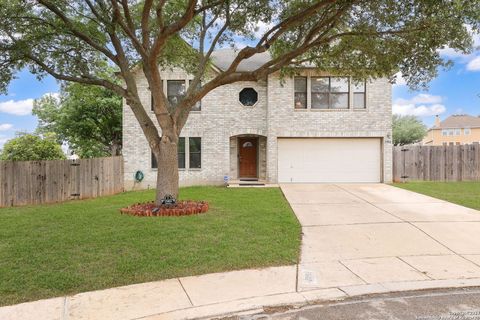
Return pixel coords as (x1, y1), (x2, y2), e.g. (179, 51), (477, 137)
(120, 201), (209, 217)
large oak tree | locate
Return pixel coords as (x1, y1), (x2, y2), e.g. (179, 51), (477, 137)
(0, 0), (478, 203)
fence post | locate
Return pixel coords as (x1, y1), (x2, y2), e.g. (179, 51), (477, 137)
(401, 147), (409, 183)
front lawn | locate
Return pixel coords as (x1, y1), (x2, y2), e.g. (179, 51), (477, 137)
(0, 187), (301, 306)
(394, 181), (480, 210)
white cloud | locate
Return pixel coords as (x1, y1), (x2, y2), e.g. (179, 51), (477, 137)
(0, 123), (13, 131)
(393, 94), (446, 117)
(0, 92), (58, 116)
(393, 103), (446, 117)
(466, 56), (480, 71)
(411, 93), (443, 104)
(0, 98), (34, 116)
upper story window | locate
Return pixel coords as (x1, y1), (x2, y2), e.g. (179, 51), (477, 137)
(454, 128), (461, 136)
(311, 77), (329, 109)
(239, 88), (258, 106)
(312, 77), (349, 109)
(167, 80), (186, 106)
(442, 130), (448, 136)
(294, 77), (307, 109)
(352, 80), (366, 109)
(464, 128), (471, 135)
(295, 76), (363, 110)
(151, 80), (201, 112)
(448, 129), (454, 136)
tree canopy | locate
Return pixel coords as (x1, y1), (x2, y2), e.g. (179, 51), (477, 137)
(0, 133), (66, 161)
(0, 0), (478, 200)
(392, 114), (427, 146)
(33, 82), (122, 158)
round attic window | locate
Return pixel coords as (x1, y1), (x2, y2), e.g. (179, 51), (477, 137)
(239, 88), (258, 106)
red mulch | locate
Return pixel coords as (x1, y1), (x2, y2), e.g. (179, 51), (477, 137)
(120, 201), (209, 217)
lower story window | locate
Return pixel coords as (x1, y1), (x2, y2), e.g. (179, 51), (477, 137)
(151, 137), (200, 169)
(151, 152), (157, 169)
(178, 137), (186, 169)
(189, 137), (201, 169)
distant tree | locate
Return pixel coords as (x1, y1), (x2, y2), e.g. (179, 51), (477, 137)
(33, 82), (122, 158)
(392, 115), (427, 146)
(0, 133), (65, 161)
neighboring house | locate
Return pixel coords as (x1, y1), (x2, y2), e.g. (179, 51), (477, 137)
(123, 49), (393, 189)
(423, 114), (480, 146)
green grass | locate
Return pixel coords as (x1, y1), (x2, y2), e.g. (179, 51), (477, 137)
(0, 187), (301, 306)
(394, 181), (480, 210)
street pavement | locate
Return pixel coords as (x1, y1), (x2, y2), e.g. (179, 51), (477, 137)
(245, 287), (480, 320)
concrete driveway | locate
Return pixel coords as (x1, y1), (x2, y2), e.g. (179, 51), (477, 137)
(281, 184), (480, 293)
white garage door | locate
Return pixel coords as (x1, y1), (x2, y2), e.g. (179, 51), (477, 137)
(278, 138), (381, 183)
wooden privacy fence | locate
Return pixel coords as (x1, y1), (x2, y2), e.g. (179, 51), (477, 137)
(393, 145), (480, 182)
(0, 156), (124, 207)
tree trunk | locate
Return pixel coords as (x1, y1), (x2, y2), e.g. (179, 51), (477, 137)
(154, 137), (179, 204)
(110, 143), (119, 156)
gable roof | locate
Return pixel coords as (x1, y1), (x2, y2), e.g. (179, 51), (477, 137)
(434, 114), (480, 129)
(211, 49), (271, 72)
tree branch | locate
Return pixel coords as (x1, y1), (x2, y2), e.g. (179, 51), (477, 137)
(110, 0), (148, 58)
(151, 0), (197, 58)
(37, 0), (118, 64)
(24, 53), (127, 96)
(141, 0), (154, 48)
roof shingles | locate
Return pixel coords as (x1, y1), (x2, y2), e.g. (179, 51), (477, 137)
(435, 115), (480, 129)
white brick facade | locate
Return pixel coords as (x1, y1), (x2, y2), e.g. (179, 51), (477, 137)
(123, 68), (392, 189)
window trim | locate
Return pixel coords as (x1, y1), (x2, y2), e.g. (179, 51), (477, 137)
(293, 75), (366, 111)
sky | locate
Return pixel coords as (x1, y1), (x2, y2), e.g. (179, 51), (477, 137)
(0, 33), (479, 149)
(393, 35), (480, 127)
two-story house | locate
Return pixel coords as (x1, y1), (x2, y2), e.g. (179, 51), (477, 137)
(123, 49), (393, 189)
(423, 114), (480, 146)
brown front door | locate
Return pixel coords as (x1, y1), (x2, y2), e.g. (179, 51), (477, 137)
(238, 137), (258, 178)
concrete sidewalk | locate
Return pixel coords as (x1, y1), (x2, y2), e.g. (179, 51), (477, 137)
(3, 184), (480, 320)
(4, 266), (480, 320)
